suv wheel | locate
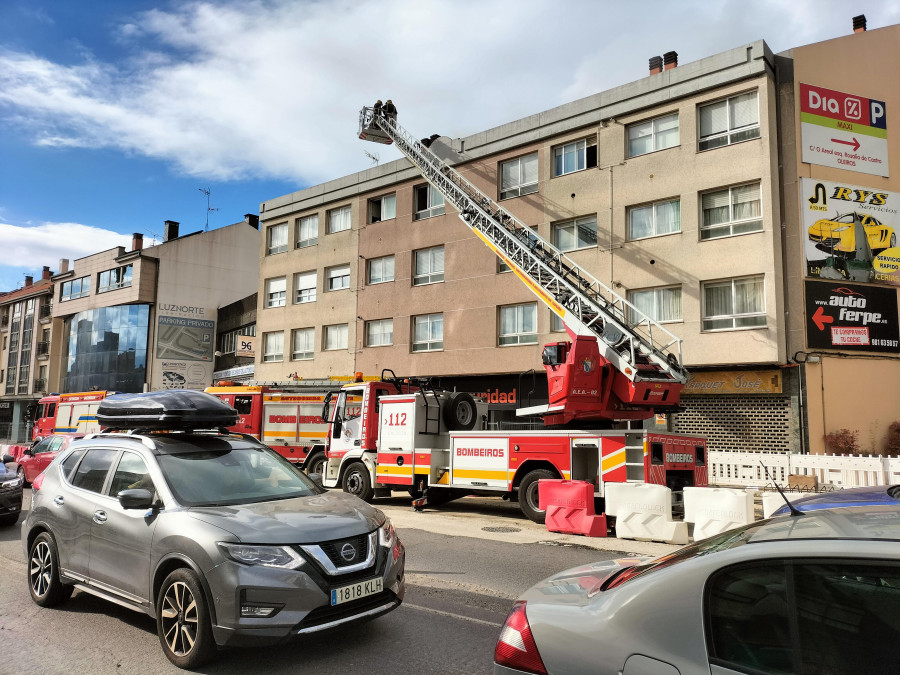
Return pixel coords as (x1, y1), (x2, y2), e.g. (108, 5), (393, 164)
(28, 532), (74, 607)
(157, 568), (216, 669)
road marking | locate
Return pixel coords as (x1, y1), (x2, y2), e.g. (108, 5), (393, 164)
(402, 602), (503, 627)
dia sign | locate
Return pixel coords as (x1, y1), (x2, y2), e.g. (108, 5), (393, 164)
(800, 83), (888, 177)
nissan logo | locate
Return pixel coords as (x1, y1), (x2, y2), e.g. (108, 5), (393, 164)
(340, 543), (357, 562)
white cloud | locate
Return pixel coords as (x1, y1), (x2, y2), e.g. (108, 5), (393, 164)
(0, 222), (132, 275)
(0, 0), (898, 187)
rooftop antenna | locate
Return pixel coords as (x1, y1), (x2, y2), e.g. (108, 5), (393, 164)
(198, 187), (220, 231)
(364, 149), (380, 166)
(760, 461), (804, 518)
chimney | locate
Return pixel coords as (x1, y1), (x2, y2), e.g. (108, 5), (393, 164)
(42, 266), (51, 280)
(164, 220), (180, 242)
(132, 232), (144, 251)
(853, 14), (866, 32)
(25, 275), (33, 287)
(244, 213), (260, 230)
(59, 258), (69, 274)
(663, 51), (678, 70)
(649, 55), (663, 75)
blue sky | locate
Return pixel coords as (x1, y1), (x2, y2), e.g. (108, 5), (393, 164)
(1, 0), (898, 291)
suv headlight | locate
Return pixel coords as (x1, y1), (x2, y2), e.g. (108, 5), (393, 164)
(378, 518), (395, 548)
(1, 475), (23, 490)
(218, 543), (305, 569)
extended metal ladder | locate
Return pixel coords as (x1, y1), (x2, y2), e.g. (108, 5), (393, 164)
(358, 107), (687, 387)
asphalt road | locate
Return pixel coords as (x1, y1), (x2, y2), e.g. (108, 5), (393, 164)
(0, 492), (674, 675)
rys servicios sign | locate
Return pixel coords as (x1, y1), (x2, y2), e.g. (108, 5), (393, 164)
(800, 83), (888, 177)
(805, 280), (899, 353)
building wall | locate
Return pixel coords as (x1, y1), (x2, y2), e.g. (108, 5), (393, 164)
(781, 23), (900, 453)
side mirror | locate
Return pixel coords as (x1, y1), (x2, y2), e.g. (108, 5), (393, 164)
(308, 472), (324, 488)
(117, 488), (156, 510)
(321, 392), (332, 424)
(23, 449), (34, 457)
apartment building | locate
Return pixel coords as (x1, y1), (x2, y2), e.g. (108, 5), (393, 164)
(0, 267), (56, 441)
(257, 19), (899, 454)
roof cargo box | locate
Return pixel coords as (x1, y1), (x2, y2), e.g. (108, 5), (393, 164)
(97, 390), (238, 430)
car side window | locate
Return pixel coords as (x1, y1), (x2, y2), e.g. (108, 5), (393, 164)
(50, 437), (66, 452)
(108, 452), (155, 498)
(70, 448), (118, 494)
(33, 438), (53, 455)
(60, 449), (86, 481)
(233, 396), (253, 415)
(705, 562), (792, 673)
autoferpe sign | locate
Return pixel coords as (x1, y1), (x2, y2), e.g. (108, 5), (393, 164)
(800, 83), (888, 177)
(805, 280), (899, 352)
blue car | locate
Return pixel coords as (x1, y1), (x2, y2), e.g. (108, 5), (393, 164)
(772, 484), (899, 515)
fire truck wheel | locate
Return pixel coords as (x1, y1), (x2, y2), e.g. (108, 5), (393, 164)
(306, 452), (327, 477)
(343, 462), (374, 502)
(443, 393), (477, 431)
(518, 469), (555, 524)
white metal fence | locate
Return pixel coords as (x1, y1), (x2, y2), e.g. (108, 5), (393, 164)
(709, 451), (900, 488)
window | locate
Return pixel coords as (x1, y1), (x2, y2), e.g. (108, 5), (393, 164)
(71, 448), (118, 494)
(219, 325), (256, 354)
(327, 206), (351, 233)
(413, 246), (444, 285)
(702, 276), (766, 331)
(324, 324), (348, 351)
(499, 303), (538, 346)
(60, 276), (90, 301)
(368, 194), (396, 223)
(263, 331), (284, 362)
(266, 223), (288, 254)
(553, 216), (597, 251)
(628, 286), (682, 323)
(291, 328), (314, 360)
(367, 255), (395, 284)
(265, 277), (286, 308)
(365, 319), (393, 347)
(699, 91), (760, 150)
(550, 312), (565, 332)
(412, 313), (443, 352)
(296, 214), (319, 248)
(97, 265), (133, 293)
(552, 138), (597, 176)
(414, 184), (445, 220)
(627, 113), (679, 157)
(108, 452), (154, 497)
(294, 271), (317, 303)
(326, 265), (350, 291)
(628, 200), (681, 240)
(233, 396), (252, 415)
(500, 153), (538, 199)
(701, 183), (762, 240)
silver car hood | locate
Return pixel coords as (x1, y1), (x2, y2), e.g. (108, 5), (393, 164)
(185, 491), (382, 544)
(521, 556), (652, 606)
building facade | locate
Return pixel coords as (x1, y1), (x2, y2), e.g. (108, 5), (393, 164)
(256, 19), (899, 454)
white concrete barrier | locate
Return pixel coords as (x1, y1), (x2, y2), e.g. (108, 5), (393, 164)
(684, 487), (754, 540)
(605, 483), (689, 545)
(761, 491), (809, 518)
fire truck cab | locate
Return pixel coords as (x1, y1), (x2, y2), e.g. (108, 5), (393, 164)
(31, 391), (113, 440)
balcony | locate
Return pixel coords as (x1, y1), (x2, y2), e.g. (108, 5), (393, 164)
(33, 378), (47, 394)
(39, 304), (52, 323)
(37, 341), (50, 359)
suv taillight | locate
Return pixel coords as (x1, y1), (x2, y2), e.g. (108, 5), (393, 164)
(494, 601), (547, 675)
(32, 472), (45, 491)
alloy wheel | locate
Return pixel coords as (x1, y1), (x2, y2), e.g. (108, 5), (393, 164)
(30, 540), (52, 598)
(160, 581), (199, 657)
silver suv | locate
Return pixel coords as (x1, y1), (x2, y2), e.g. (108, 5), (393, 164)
(22, 391), (405, 669)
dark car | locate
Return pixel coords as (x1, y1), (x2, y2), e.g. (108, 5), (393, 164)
(17, 434), (85, 485)
(494, 505), (900, 675)
(0, 453), (25, 526)
(22, 390), (405, 668)
(771, 484), (900, 515)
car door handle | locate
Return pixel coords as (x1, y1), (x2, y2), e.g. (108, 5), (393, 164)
(93, 510), (108, 524)
(53, 496), (65, 506)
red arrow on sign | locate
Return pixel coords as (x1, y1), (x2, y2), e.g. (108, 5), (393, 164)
(812, 307), (834, 331)
(831, 137), (861, 152)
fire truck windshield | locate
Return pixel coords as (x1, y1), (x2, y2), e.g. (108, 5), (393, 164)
(337, 392), (364, 421)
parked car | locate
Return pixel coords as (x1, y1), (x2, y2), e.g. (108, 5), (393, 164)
(807, 211), (896, 256)
(22, 390), (405, 669)
(494, 505), (900, 675)
(0, 454), (24, 526)
(17, 434), (85, 485)
(771, 483), (900, 516)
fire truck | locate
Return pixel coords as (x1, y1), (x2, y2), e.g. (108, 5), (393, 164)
(205, 380), (347, 472)
(31, 390), (115, 440)
(316, 107), (708, 523)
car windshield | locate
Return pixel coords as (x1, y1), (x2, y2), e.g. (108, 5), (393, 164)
(832, 213), (855, 224)
(156, 446), (318, 507)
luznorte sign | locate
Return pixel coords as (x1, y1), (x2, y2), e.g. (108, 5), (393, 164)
(802, 178), (899, 286)
(805, 280), (899, 353)
(800, 83), (888, 177)
(683, 370), (782, 395)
